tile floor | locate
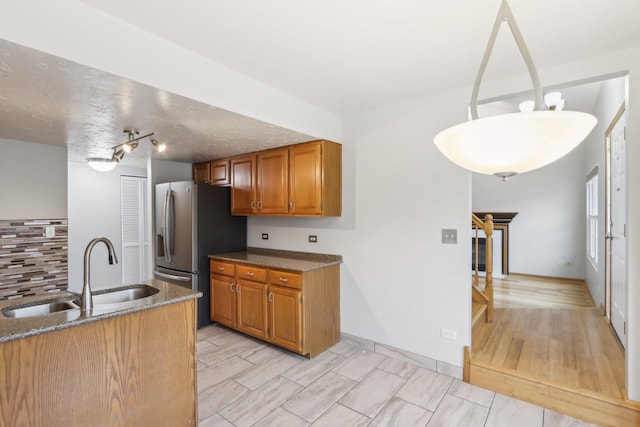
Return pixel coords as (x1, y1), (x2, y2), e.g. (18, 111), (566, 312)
(196, 325), (598, 426)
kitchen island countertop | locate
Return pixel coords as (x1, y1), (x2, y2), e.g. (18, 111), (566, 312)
(0, 279), (201, 343)
(209, 247), (342, 271)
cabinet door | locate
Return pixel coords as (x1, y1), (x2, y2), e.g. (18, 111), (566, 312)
(210, 159), (231, 186)
(230, 155), (257, 215)
(193, 162), (211, 183)
(289, 141), (323, 215)
(269, 285), (303, 353)
(236, 279), (268, 339)
(210, 273), (236, 328)
(257, 148), (289, 214)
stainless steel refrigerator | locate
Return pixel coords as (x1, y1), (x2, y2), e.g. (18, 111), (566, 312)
(154, 181), (246, 328)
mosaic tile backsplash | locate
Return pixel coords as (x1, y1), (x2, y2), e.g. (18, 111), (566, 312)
(0, 219), (68, 300)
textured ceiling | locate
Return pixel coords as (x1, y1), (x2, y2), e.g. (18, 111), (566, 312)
(0, 39), (314, 166)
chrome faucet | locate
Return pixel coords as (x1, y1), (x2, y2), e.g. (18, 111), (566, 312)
(81, 237), (119, 310)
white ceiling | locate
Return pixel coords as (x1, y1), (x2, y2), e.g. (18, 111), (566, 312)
(1, 0), (638, 165)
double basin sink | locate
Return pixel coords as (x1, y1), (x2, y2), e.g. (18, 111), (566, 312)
(1, 285), (159, 319)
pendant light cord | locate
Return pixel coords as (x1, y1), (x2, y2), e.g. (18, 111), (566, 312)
(469, 0), (543, 120)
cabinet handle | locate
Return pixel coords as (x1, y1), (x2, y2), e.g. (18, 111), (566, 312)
(218, 266), (225, 271)
(251, 201), (256, 209)
(236, 284), (240, 293)
(257, 200), (262, 209)
(290, 200), (295, 209)
(279, 277), (288, 283)
(246, 271), (255, 277)
(268, 292), (273, 302)
(229, 282), (234, 292)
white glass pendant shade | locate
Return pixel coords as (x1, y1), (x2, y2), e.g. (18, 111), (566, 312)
(87, 157), (117, 172)
(434, 110), (597, 176)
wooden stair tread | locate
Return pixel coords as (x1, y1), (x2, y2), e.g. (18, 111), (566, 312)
(472, 301), (487, 326)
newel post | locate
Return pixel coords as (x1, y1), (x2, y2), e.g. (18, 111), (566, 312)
(484, 214), (494, 322)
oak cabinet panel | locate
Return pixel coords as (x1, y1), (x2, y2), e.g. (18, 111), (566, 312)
(269, 284), (303, 353)
(231, 155), (257, 215)
(193, 161), (211, 183)
(211, 159), (231, 186)
(210, 273), (236, 328)
(236, 279), (268, 340)
(257, 148), (289, 214)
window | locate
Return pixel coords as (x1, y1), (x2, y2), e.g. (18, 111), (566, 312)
(121, 176), (150, 283)
(586, 167), (598, 267)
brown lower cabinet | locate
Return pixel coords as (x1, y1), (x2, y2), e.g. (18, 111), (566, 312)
(210, 259), (340, 358)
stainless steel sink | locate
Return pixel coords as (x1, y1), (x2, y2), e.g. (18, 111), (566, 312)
(2, 299), (79, 318)
(93, 285), (159, 305)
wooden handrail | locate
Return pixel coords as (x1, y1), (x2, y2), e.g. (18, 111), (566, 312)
(471, 213), (494, 322)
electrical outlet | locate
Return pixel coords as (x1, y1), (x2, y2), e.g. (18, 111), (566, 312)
(45, 226), (55, 238)
(441, 229), (457, 244)
(556, 260), (572, 266)
(308, 235), (318, 243)
(261, 233), (269, 240)
(441, 328), (457, 341)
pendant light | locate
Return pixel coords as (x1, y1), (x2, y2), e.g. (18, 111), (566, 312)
(433, 0), (597, 180)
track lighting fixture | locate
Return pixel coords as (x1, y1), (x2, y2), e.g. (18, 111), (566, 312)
(86, 129), (168, 171)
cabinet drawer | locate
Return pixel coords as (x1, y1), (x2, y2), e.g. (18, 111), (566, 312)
(237, 264), (267, 282)
(269, 270), (302, 289)
(210, 260), (235, 277)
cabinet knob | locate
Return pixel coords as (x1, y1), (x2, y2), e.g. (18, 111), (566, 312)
(218, 266), (225, 271)
(279, 277), (288, 283)
(247, 271), (255, 277)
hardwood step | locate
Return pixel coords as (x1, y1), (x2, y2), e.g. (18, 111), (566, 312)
(471, 301), (487, 326)
(468, 359), (640, 427)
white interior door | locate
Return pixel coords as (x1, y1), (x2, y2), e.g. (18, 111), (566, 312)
(608, 107), (627, 347)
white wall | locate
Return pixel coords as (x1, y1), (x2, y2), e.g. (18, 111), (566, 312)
(67, 160), (146, 292)
(0, 138), (67, 220)
(472, 143), (587, 280)
(583, 77), (627, 309)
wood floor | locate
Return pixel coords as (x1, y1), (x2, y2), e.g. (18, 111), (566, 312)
(469, 274), (639, 426)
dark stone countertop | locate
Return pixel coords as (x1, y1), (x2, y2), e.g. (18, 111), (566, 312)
(209, 247), (342, 272)
(0, 279), (201, 344)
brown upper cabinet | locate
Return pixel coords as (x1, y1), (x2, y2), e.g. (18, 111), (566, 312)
(193, 161), (211, 184)
(196, 140), (341, 217)
(210, 159), (231, 186)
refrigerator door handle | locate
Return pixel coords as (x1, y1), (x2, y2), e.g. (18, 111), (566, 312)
(154, 270), (191, 282)
(164, 189), (174, 262)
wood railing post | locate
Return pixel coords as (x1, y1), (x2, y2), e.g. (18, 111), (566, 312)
(484, 214), (494, 322)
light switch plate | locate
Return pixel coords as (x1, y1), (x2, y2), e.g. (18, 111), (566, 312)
(441, 229), (457, 244)
(45, 226), (55, 238)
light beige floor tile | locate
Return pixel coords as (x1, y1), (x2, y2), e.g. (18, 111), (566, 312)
(427, 394), (489, 427)
(198, 335), (263, 366)
(327, 340), (361, 357)
(197, 355), (253, 392)
(485, 393), (543, 427)
(395, 368), (453, 411)
(447, 379), (495, 407)
(199, 413), (234, 427)
(378, 357), (418, 378)
(374, 342), (438, 371)
(218, 376), (302, 427)
(196, 325), (222, 340)
(234, 352), (303, 390)
(332, 349), (386, 381)
(198, 378), (249, 420)
(340, 369), (406, 418)
(311, 404), (371, 427)
(369, 397), (432, 427)
(283, 371), (356, 422)
(340, 332), (376, 352)
(543, 409), (599, 426)
(197, 360), (207, 371)
(205, 328), (252, 345)
(252, 408), (310, 427)
(196, 339), (216, 356)
(237, 343), (281, 363)
(283, 350), (346, 386)
(436, 360), (463, 379)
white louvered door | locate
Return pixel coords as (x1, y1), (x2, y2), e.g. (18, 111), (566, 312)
(121, 176), (150, 284)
